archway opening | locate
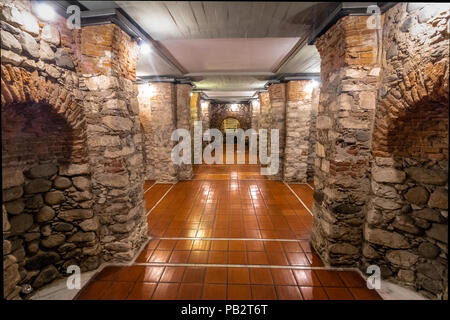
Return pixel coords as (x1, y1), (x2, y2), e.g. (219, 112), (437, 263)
(222, 117), (240, 133)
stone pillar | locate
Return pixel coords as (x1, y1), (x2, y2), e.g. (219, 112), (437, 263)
(284, 80), (314, 182)
(145, 82), (178, 182)
(307, 87), (320, 182)
(200, 99), (210, 133)
(310, 15), (380, 266)
(268, 83), (287, 180)
(250, 99), (260, 131)
(137, 83), (153, 179)
(190, 93), (202, 163)
(259, 91), (271, 131)
(176, 84), (193, 180)
(76, 24), (147, 262)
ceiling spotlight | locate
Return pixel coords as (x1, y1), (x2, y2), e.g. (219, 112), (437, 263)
(231, 104), (239, 112)
(35, 3), (56, 21)
(139, 41), (151, 54)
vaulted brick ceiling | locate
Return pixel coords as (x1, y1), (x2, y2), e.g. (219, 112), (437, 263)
(79, 1), (335, 101)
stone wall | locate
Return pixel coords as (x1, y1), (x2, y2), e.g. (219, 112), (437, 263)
(250, 99), (260, 131)
(75, 23), (147, 263)
(2, 0), (148, 298)
(175, 84), (193, 180)
(139, 82), (177, 182)
(258, 91), (271, 132)
(137, 83), (153, 179)
(209, 103), (251, 135)
(307, 87), (320, 182)
(284, 80), (314, 182)
(190, 93), (202, 161)
(1, 0), (99, 298)
(267, 83), (286, 180)
(310, 14), (380, 266)
(364, 3), (449, 299)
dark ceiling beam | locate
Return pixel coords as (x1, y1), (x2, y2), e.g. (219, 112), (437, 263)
(137, 75), (193, 85)
(53, 1), (186, 75)
(78, 8), (187, 75)
(277, 73), (321, 82)
(308, 2), (397, 45)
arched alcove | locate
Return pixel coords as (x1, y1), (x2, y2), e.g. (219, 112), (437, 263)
(222, 117), (240, 132)
(2, 65), (98, 293)
(365, 3), (449, 299)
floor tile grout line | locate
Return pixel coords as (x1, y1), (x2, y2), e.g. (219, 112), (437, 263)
(283, 181), (313, 216)
(146, 184), (176, 216)
(143, 181), (157, 194)
(153, 237), (308, 242)
(130, 238), (151, 265)
(132, 262), (361, 271)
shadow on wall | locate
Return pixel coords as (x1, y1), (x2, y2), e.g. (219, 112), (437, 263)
(2, 101), (97, 298)
(2, 102), (74, 166)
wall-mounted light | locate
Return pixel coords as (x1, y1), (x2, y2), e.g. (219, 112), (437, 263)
(139, 41), (151, 54)
(138, 82), (157, 99)
(201, 101), (209, 111)
(230, 104), (239, 112)
(35, 3), (56, 21)
(305, 80), (319, 94)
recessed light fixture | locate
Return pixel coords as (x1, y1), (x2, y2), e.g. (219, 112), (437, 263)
(35, 3), (56, 21)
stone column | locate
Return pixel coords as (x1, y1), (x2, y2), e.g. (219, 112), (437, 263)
(268, 83), (287, 180)
(284, 80), (314, 182)
(306, 87), (320, 182)
(137, 83), (153, 180)
(250, 99), (260, 131)
(258, 91), (271, 131)
(76, 24), (147, 262)
(176, 84), (193, 180)
(145, 82), (178, 182)
(190, 93), (202, 163)
(310, 15), (380, 266)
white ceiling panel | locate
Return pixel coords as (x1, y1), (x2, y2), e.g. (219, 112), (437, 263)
(278, 44), (321, 74)
(193, 75), (268, 91)
(160, 38), (300, 73)
(115, 1), (318, 40)
(136, 49), (183, 76)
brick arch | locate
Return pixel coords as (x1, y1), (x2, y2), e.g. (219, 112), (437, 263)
(372, 61), (449, 160)
(1, 65), (88, 164)
(221, 116), (241, 129)
(210, 105), (252, 133)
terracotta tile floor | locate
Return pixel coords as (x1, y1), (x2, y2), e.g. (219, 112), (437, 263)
(77, 153), (381, 300)
(77, 266), (381, 300)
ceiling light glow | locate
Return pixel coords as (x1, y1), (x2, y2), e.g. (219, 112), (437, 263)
(230, 104), (239, 112)
(201, 101), (209, 110)
(305, 80), (319, 94)
(139, 41), (151, 54)
(35, 3), (56, 21)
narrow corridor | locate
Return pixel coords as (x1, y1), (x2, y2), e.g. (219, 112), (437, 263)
(77, 158), (381, 300)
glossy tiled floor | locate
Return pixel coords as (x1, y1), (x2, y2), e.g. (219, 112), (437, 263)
(77, 147), (382, 300)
